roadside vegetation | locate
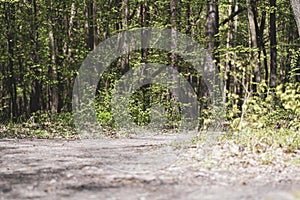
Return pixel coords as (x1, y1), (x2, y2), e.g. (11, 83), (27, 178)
(0, 0), (299, 160)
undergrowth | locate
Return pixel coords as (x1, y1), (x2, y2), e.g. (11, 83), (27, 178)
(0, 112), (77, 139)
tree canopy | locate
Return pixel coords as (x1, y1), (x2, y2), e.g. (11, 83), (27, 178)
(0, 0), (299, 132)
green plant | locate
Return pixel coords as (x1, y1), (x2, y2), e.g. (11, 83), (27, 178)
(276, 82), (300, 115)
(229, 81), (300, 131)
(0, 112), (77, 139)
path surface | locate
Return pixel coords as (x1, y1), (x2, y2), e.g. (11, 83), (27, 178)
(0, 134), (300, 200)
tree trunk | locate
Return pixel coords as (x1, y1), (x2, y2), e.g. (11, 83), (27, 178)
(270, 0), (277, 88)
(120, 0), (130, 74)
(224, 0), (233, 103)
(170, 0), (180, 128)
(66, 2), (76, 112)
(48, 0), (58, 114)
(5, 3), (18, 119)
(247, 0), (261, 92)
(85, 0), (97, 50)
(206, 0), (219, 63)
(291, 0), (300, 36)
(290, 0), (300, 82)
(170, 0), (178, 83)
(141, 0), (150, 62)
(233, 0), (239, 106)
(256, 7), (268, 85)
(29, 0), (42, 114)
(104, 0), (113, 39)
(185, 2), (191, 35)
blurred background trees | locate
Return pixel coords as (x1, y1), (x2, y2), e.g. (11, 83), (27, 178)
(0, 0), (299, 131)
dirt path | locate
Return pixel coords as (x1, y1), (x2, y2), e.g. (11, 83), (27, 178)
(0, 134), (300, 200)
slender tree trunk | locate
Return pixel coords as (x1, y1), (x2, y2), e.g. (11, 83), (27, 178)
(291, 0), (300, 36)
(185, 2), (191, 35)
(93, 0), (98, 48)
(170, 0), (180, 128)
(29, 0), (42, 114)
(170, 0), (178, 84)
(247, 0), (261, 93)
(120, 0), (130, 74)
(206, 0), (219, 63)
(257, 8), (268, 85)
(290, 0), (300, 82)
(141, 0), (149, 62)
(139, 0), (152, 124)
(233, 0), (239, 106)
(48, 0), (58, 114)
(104, 0), (113, 39)
(5, 3), (18, 119)
(66, 2), (76, 112)
(205, 0), (220, 110)
(224, 0), (233, 103)
(88, 0), (95, 50)
(270, 0), (277, 88)
(18, 49), (28, 117)
(85, 0), (96, 50)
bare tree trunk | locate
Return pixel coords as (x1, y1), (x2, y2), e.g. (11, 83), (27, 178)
(18, 51), (28, 117)
(93, 0), (98, 48)
(270, 0), (277, 88)
(29, 0), (42, 114)
(170, 0), (178, 87)
(224, 0), (233, 103)
(85, 0), (97, 50)
(290, 0), (300, 82)
(185, 2), (191, 35)
(257, 7), (268, 85)
(66, 2), (76, 112)
(247, 0), (261, 92)
(120, 0), (130, 74)
(90, 0), (96, 50)
(291, 0), (300, 36)
(141, 0), (149, 62)
(4, 3), (18, 119)
(48, 0), (58, 114)
(170, 0), (178, 66)
(170, 0), (180, 128)
(139, 0), (152, 125)
(104, 0), (113, 39)
(206, 0), (219, 63)
(233, 0), (239, 105)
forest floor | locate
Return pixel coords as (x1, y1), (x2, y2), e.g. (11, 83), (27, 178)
(0, 133), (300, 200)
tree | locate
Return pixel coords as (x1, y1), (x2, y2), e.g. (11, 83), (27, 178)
(47, 0), (58, 114)
(291, 0), (300, 35)
(269, 0), (277, 88)
(206, 0), (219, 62)
(247, 0), (261, 92)
(0, 0), (299, 129)
(29, 0), (42, 114)
(170, 0), (180, 127)
(290, 0), (300, 82)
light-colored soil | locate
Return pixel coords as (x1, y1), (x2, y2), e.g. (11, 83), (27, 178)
(0, 134), (299, 200)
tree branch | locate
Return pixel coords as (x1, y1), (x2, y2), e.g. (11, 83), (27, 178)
(219, 7), (246, 26)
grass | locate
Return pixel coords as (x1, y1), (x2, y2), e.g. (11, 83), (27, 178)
(215, 126), (300, 166)
(0, 112), (77, 139)
(1, 111), (299, 159)
(0, 122), (77, 139)
(221, 127), (300, 154)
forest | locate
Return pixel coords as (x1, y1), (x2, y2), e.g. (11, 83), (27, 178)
(0, 0), (299, 139)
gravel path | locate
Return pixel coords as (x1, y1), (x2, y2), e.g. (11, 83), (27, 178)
(0, 134), (299, 200)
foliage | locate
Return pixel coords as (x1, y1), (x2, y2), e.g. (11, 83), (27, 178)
(277, 82), (300, 114)
(223, 127), (300, 155)
(0, 0), (299, 139)
(229, 86), (300, 131)
(0, 112), (77, 139)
